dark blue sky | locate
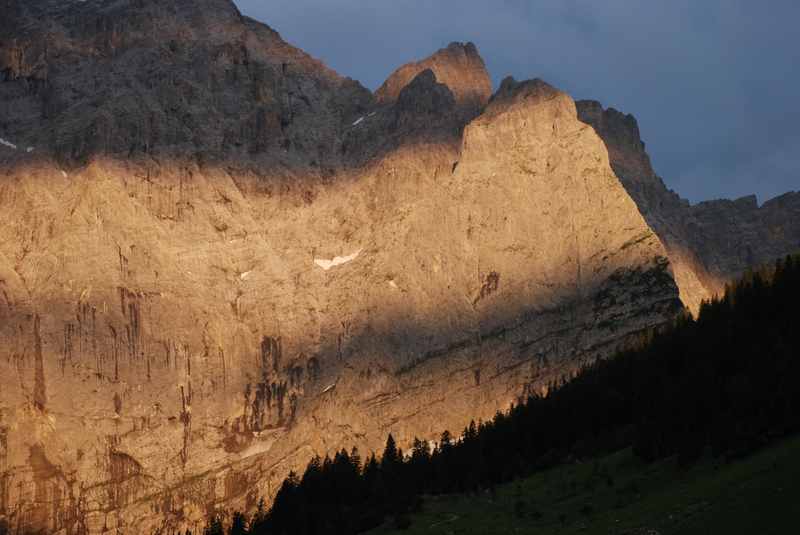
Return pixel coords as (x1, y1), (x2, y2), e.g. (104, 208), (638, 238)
(234, 0), (799, 204)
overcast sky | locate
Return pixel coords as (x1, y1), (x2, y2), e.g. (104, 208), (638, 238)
(234, 0), (799, 204)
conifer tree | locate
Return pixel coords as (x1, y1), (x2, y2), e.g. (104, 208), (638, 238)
(203, 517), (223, 535)
(230, 511), (248, 535)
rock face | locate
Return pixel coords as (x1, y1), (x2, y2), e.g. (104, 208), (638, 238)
(576, 100), (800, 311)
(686, 193), (800, 281)
(0, 1), (796, 534)
(0, 0), (373, 169)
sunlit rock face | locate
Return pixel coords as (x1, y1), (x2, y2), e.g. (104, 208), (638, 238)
(0, 1), (794, 534)
(577, 101), (800, 312)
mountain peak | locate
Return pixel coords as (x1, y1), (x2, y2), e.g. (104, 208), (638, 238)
(488, 77), (561, 106)
(375, 41), (492, 116)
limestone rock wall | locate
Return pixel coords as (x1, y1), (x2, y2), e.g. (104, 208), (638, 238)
(0, 120), (679, 533)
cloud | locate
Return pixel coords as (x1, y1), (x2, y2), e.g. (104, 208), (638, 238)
(675, 134), (800, 204)
(234, 0), (800, 203)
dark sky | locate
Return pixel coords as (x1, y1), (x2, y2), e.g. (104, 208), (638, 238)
(234, 0), (799, 204)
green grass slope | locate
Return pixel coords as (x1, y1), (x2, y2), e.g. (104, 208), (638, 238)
(370, 434), (800, 535)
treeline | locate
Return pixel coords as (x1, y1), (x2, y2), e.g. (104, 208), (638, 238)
(199, 255), (800, 535)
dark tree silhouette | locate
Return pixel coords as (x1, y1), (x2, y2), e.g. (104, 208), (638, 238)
(204, 516), (224, 535)
(230, 512), (248, 535)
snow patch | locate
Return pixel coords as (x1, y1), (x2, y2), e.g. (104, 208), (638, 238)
(0, 137), (17, 150)
(351, 112), (376, 127)
(26, 147), (34, 153)
(239, 270), (252, 280)
(314, 249), (362, 271)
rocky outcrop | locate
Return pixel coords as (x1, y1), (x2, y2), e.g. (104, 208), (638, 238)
(577, 100), (800, 311)
(375, 41), (492, 118)
(687, 192), (800, 280)
(0, 2), (795, 534)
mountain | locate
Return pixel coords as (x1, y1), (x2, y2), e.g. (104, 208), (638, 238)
(0, 1), (796, 533)
(577, 100), (800, 311)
